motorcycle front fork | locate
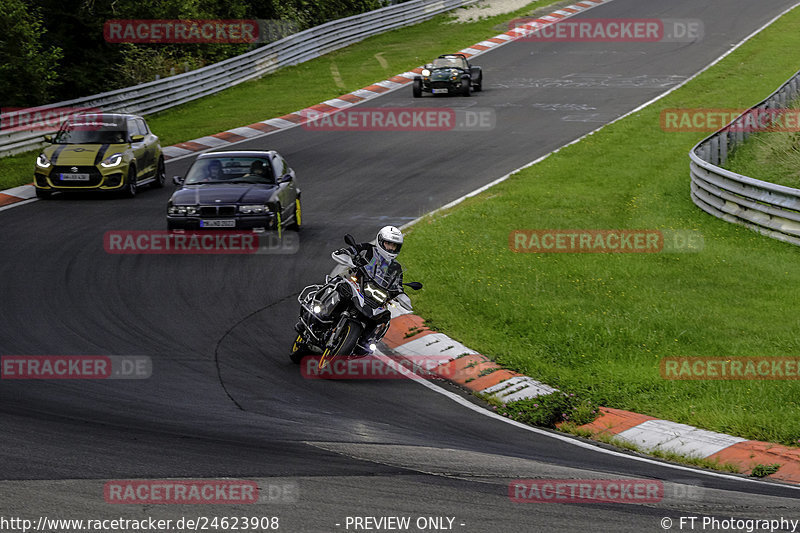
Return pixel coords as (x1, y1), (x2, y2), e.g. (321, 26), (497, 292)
(325, 313), (351, 351)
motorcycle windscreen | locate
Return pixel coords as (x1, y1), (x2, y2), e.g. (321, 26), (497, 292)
(362, 255), (397, 290)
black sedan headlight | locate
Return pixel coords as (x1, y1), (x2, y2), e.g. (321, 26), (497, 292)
(238, 205), (269, 214)
(168, 205), (198, 215)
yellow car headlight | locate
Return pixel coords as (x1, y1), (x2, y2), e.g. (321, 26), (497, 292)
(36, 153), (51, 168)
(100, 153), (124, 168)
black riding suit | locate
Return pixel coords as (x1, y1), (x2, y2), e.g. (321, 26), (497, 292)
(339, 242), (404, 350)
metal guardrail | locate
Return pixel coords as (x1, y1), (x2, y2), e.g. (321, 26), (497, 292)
(689, 68), (800, 246)
(0, 0), (475, 157)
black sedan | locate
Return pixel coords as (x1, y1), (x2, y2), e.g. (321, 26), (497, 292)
(167, 151), (301, 232)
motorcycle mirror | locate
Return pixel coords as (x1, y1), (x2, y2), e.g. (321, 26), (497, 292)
(404, 282), (423, 290)
(344, 233), (356, 247)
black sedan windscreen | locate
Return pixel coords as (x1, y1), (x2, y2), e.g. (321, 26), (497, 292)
(184, 158), (275, 184)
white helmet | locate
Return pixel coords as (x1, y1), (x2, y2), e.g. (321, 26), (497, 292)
(375, 225), (403, 261)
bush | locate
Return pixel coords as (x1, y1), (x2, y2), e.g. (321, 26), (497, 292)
(0, 0), (62, 106)
(496, 392), (599, 428)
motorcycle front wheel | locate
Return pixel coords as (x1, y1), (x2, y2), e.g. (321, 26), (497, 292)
(318, 320), (363, 370)
(290, 333), (309, 364)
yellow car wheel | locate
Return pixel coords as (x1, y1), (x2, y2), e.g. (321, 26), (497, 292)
(289, 197), (301, 230)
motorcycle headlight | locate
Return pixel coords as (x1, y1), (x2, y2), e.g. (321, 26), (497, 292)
(36, 153), (51, 168)
(421, 69), (430, 77)
(364, 283), (388, 304)
(100, 153), (123, 168)
(239, 205), (267, 214)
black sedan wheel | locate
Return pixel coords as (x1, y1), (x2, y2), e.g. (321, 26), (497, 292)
(288, 197), (302, 231)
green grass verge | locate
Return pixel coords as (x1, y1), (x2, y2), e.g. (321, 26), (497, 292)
(401, 6), (800, 446)
(724, 98), (800, 188)
(0, 0), (565, 191)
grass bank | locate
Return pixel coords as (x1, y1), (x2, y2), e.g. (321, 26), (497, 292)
(724, 98), (800, 189)
(401, 6), (800, 446)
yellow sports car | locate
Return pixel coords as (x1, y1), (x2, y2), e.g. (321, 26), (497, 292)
(34, 113), (164, 199)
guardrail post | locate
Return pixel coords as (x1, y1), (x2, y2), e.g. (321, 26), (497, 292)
(709, 136), (719, 165)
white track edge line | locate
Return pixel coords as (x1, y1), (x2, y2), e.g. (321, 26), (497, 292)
(373, 351), (800, 489)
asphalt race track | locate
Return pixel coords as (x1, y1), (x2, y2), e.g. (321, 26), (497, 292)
(2, 0), (800, 531)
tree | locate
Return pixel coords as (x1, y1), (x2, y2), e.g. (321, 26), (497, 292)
(0, 0), (62, 107)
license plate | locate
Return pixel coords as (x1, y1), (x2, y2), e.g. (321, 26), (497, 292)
(200, 219), (236, 228)
(432, 88), (449, 94)
(59, 173), (90, 181)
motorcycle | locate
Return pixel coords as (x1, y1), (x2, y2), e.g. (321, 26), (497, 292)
(290, 234), (423, 369)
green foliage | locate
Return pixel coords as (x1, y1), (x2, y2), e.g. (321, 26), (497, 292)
(275, 0), (385, 29)
(750, 463), (781, 477)
(496, 392), (599, 428)
(0, 0), (63, 106)
(22, 0), (387, 103)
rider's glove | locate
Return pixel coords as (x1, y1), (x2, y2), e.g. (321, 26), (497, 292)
(353, 254), (368, 267)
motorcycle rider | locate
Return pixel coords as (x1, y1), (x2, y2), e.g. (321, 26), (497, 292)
(335, 225), (405, 354)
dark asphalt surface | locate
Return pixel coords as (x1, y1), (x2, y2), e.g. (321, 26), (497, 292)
(2, 0), (800, 531)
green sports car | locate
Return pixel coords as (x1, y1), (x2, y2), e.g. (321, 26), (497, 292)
(413, 54), (483, 97)
(33, 113), (165, 199)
